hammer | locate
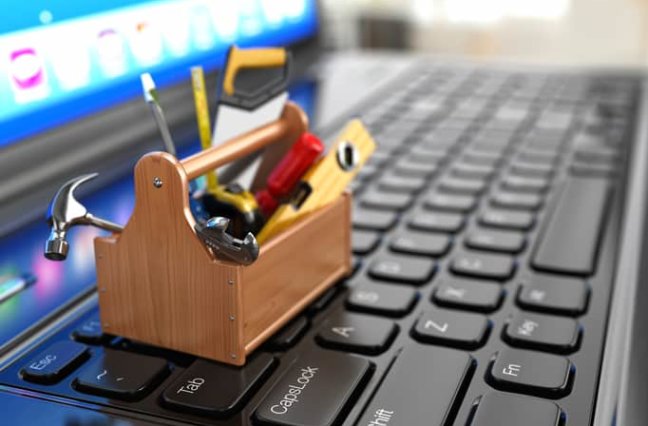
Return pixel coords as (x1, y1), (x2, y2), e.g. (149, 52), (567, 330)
(44, 173), (123, 261)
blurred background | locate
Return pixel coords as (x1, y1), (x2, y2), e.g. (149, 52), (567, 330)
(320, 0), (648, 67)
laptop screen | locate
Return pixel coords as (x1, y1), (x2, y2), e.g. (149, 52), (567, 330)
(0, 0), (318, 148)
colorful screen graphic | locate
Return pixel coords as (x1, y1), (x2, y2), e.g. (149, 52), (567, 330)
(0, 0), (318, 147)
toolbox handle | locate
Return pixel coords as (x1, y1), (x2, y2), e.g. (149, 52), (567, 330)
(181, 102), (302, 180)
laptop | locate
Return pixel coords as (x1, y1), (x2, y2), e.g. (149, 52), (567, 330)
(0, 1), (644, 425)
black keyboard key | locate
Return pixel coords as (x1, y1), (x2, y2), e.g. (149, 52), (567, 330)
(254, 350), (371, 426)
(517, 274), (589, 316)
(425, 193), (477, 212)
(412, 309), (490, 349)
(369, 254), (437, 285)
(510, 161), (554, 178)
(357, 345), (474, 426)
(433, 278), (504, 312)
(390, 230), (451, 257)
(393, 158), (438, 177)
(21, 341), (88, 384)
(361, 189), (413, 211)
(376, 173), (427, 193)
(491, 191), (543, 210)
(72, 317), (108, 344)
(470, 392), (564, 426)
(532, 177), (610, 275)
(487, 348), (573, 398)
(269, 317), (310, 350)
(353, 207), (398, 231)
(451, 250), (515, 280)
(74, 349), (168, 400)
(352, 230), (381, 255)
(316, 311), (397, 355)
(347, 281), (418, 317)
(503, 311), (581, 353)
(501, 175), (549, 193)
(480, 208), (535, 231)
(438, 176), (487, 195)
(466, 228), (526, 253)
(409, 211), (465, 233)
(452, 162), (495, 180)
(517, 149), (559, 165)
(162, 354), (276, 416)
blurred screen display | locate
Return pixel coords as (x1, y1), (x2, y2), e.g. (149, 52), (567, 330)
(0, 0), (318, 147)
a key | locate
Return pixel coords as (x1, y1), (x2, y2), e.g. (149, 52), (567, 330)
(71, 317), (108, 345)
(356, 345), (474, 426)
(21, 341), (88, 384)
(517, 274), (589, 316)
(470, 392), (565, 426)
(269, 317), (310, 350)
(433, 278), (504, 313)
(501, 175), (549, 193)
(462, 151), (501, 167)
(487, 348), (573, 398)
(466, 228), (526, 254)
(503, 311), (581, 353)
(517, 149), (558, 165)
(452, 162), (495, 180)
(361, 189), (413, 211)
(352, 207), (398, 231)
(425, 193), (477, 213)
(316, 311), (398, 355)
(369, 254), (437, 285)
(74, 349), (168, 400)
(254, 350), (371, 426)
(393, 158), (438, 177)
(412, 308), (490, 349)
(409, 211), (465, 233)
(352, 230), (381, 255)
(162, 354), (276, 416)
(451, 250), (515, 280)
(347, 280), (418, 317)
(390, 230), (451, 257)
(480, 208), (535, 231)
(510, 161), (554, 178)
(491, 191), (543, 210)
(532, 177), (609, 275)
(438, 176), (487, 195)
(376, 173), (427, 193)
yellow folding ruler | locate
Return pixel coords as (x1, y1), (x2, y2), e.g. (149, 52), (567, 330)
(257, 119), (376, 244)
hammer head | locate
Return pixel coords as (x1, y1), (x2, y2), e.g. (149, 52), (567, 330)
(44, 173), (97, 261)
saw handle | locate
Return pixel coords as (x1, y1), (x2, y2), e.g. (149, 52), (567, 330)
(222, 46), (287, 96)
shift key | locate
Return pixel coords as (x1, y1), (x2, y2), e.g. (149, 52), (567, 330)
(254, 350), (372, 425)
(357, 345), (474, 426)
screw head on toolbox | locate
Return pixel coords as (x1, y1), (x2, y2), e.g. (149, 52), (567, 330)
(336, 141), (360, 171)
(153, 177), (164, 188)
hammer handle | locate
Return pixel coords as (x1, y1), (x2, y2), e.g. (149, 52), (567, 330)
(181, 103), (297, 181)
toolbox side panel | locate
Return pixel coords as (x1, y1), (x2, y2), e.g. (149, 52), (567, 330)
(242, 193), (352, 352)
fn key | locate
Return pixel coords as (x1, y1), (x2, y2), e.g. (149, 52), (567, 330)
(470, 392), (564, 426)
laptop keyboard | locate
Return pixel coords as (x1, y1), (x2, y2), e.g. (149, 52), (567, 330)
(0, 65), (639, 425)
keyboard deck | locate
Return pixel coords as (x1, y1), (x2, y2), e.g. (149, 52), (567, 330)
(0, 64), (640, 425)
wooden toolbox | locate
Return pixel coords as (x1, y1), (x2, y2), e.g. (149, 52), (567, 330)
(93, 102), (352, 366)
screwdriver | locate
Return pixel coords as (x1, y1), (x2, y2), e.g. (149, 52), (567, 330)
(140, 73), (176, 157)
(140, 72), (208, 221)
(256, 132), (324, 217)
